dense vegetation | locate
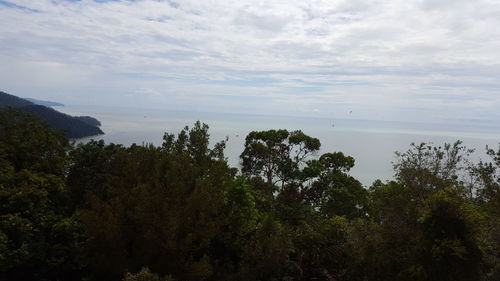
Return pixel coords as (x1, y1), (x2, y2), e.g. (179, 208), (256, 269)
(74, 116), (102, 127)
(0, 91), (33, 107)
(1, 108), (499, 281)
(0, 91), (103, 138)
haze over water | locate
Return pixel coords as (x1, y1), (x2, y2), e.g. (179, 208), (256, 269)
(60, 105), (500, 186)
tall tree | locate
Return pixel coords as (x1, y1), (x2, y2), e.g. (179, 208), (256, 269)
(0, 109), (86, 281)
(240, 129), (320, 188)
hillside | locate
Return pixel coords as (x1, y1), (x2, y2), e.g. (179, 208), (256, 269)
(75, 115), (101, 127)
(0, 91), (103, 138)
(22, 105), (104, 138)
(0, 91), (34, 107)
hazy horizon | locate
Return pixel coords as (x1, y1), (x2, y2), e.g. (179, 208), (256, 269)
(58, 104), (500, 186)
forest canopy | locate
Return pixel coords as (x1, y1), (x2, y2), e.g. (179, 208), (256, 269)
(0, 108), (499, 281)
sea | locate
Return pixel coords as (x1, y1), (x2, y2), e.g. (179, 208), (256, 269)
(58, 105), (500, 186)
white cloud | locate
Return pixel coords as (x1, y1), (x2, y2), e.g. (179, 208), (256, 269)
(1, 0), (500, 123)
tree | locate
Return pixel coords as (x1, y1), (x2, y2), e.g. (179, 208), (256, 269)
(305, 152), (367, 219)
(0, 108), (70, 176)
(240, 129), (320, 188)
(0, 109), (87, 281)
(79, 122), (240, 281)
(419, 193), (482, 281)
(347, 142), (484, 281)
(240, 130), (366, 219)
(67, 140), (124, 208)
(393, 141), (473, 200)
(471, 144), (500, 280)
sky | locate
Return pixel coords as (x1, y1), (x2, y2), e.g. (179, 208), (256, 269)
(1, 0), (500, 124)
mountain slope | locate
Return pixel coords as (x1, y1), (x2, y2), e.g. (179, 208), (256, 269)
(0, 91), (103, 139)
(22, 105), (103, 138)
(0, 91), (34, 107)
(74, 116), (101, 127)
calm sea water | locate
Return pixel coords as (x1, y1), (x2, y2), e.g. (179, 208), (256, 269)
(58, 105), (500, 186)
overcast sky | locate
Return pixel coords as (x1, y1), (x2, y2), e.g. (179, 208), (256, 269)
(1, 0), (500, 124)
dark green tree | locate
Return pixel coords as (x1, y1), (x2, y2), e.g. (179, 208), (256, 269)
(346, 142), (484, 281)
(0, 108), (70, 176)
(471, 144), (500, 280)
(0, 109), (87, 281)
(79, 122), (255, 281)
(419, 193), (482, 281)
(67, 140), (124, 208)
(305, 152), (367, 219)
(240, 129), (320, 188)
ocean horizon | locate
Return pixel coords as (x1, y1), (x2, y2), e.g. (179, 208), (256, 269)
(59, 104), (500, 186)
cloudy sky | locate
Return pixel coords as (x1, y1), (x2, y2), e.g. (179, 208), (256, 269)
(1, 0), (500, 124)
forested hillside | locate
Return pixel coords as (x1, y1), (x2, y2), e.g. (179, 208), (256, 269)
(0, 91), (103, 138)
(74, 115), (102, 127)
(21, 105), (103, 138)
(0, 91), (33, 107)
(0, 108), (499, 281)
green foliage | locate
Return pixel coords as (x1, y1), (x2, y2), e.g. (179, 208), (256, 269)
(223, 175), (259, 233)
(471, 144), (500, 281)
(344, 142), (487, 281)
(240, 129), (320, 186)
(0, 109), (87, 281)
(237, 216), (296, 281)
(1, 110), (499, 281)
(67, 140), (125, 207)
(239, 129), (369, 280)
(0, 108), (70, 175)
(419, 193), (482, 281)
(241, 129), (367, 220)
(77, 122), (242, 280)
(393, 141), (473, 198)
